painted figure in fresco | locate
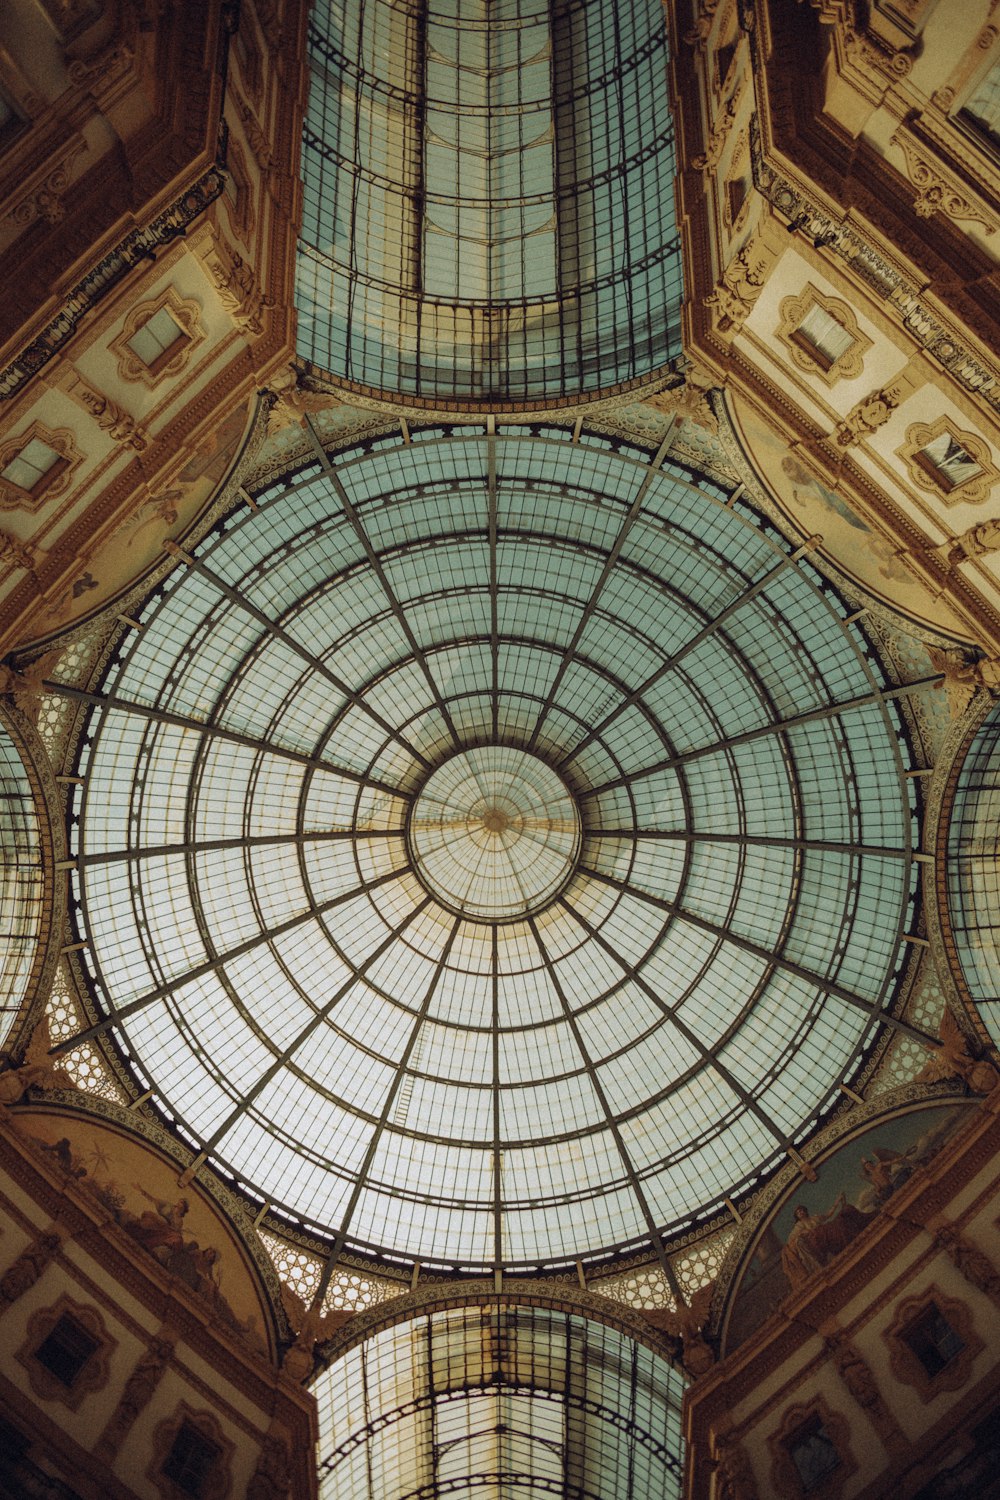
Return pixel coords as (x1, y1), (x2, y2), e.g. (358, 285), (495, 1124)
(126, 1187), (191, 1261)
(780, 1195), (873, 1288)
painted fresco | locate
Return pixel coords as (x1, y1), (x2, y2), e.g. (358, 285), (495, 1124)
(724, 1102), (973, 1352)
(727, 394), (971, 638)
(15, 1108), (269, 1352)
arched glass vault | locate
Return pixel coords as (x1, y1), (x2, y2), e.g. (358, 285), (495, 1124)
(61, 425), (921, 1278)
(0, 721), (44, 1051)
(297, 0), (683, 404)
(312, 1304), (686, 1500)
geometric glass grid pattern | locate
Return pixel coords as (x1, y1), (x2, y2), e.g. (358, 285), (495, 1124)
(297, 0), (683, 404)
(67, 427), (918, 1275)
(409, 746), (581, 919)
(946, 700), (1000, 1049)
(312, 1305), (686, 1500)
(0, 723), (44, 1051)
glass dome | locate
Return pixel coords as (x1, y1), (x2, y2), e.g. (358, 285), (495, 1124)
(312, 1304), (686, 1499)
(297, 0), (683, 404)
(946, 700), (1000, 1047)
(0, 721), (44, 1050)
(67, 427), (918, 1273)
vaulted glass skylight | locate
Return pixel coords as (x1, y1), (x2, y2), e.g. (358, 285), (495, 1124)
(66, 427), (918, 1275)
(313, 1305), (686, 1500)
(297, 0), (683, 403)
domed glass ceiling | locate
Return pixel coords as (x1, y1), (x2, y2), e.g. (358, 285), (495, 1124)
(312, 1304), (685, 1499)
(0, 723), (43, 1049)
(67, 427), (918, 1273)
(946, 701), (1000, 1048)
(297, 0), (682, 403)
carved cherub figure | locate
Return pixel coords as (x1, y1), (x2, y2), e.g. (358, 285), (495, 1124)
(645, 1282), (715, 1376)
(915, 1007), (998, 1094)
(0, 1015), (75, 1105)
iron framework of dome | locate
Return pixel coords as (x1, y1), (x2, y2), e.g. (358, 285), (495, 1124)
(296, 0), (683, 404)
(64, 424), (921, 1277)
(312, 1304), (687, 1500)
(945, 699), (1000, 1049)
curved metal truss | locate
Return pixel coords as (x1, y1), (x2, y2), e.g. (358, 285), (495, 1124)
(59, 424), (924, 1277)
(297, 0), (683, 404)
(943, 698), (1000, 1050)
(0, 718), (45, 1053)
(312, 1303), (686, 1500)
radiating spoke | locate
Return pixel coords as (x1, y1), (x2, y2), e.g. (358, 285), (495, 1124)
(576, 676), (943, 800)
(318, 914), (462, 1290)
(167, 544), (433, 770)
(527, 429), (674, 752)
(304, 417), (464, 750)
(53, 864), (413, 1052)
(579, 866), (934, 1042)
(46, 682), (412, 802)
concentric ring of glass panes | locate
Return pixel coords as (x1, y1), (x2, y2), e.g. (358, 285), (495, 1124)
(69, 427), (918, 1271)
(946, 700), (1000, 1048)
(0, 722), (44, 1048)
(313, 1304), (686, 1500)
(409, 746), (581, 919)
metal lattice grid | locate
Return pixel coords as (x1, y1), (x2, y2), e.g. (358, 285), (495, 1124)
(0, 723), (44, 1051)
(946, 701), (1000, 1048)
(312, 1304), (687, 1500)
(297, 0), (683, 403)
(63, 426), (919, 1275)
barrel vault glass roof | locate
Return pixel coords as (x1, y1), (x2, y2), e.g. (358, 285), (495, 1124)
(296, 0), (683, 404)
(312, 1304), (686, 1500)
(65, 426), (919, 1277)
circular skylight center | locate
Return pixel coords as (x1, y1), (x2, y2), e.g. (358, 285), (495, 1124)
(409, 746), (581, 920)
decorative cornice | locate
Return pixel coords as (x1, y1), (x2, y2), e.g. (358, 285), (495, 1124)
(748, 120), (1000, 420)
(0, 159), (227, 402)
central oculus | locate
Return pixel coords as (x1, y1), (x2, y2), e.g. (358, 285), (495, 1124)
(408, 745), (582, 920)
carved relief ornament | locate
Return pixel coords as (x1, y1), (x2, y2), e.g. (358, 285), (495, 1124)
(706, 242), (772, 335)
(3, 139), (86, 228)
(892, 131), (996, 233)
(898, 416), (999, 507)
(109, 287), (205, 389)
(0, 422), (82, 514)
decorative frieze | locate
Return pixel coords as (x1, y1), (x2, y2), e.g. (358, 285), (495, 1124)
(892, 131), (996, 233)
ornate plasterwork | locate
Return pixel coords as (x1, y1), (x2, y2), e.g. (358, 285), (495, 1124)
(767, 1395), (858, 1500)
(749, 124), (1000, 421)
(2, 138), (86, 228)
(898, 416), (999, 506)
(892, 131), (997, 232)
(0, 422), (82, 514)
(148, 1403), (234, 1500)
(201, 233), (271, 337)
(109, 286), (205, 389)
(775, 287), (873, 385)
(16, 1291), (116, 1412)
(706, 240), (773, 334)
(0, 164), (225, 402)
(883, 1284), (983, 1403)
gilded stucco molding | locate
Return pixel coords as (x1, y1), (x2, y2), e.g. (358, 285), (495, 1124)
(749, 122), (1000, 420)
(891, 129), (997, 231)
